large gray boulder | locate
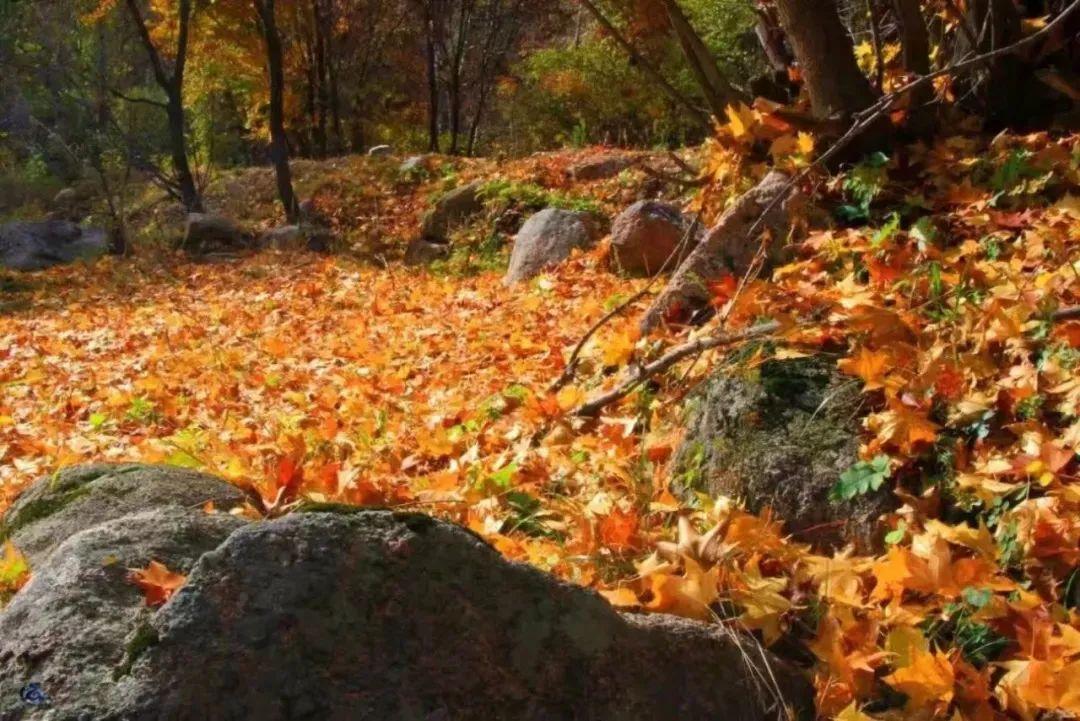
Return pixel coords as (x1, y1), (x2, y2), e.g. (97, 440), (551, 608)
(0, 220), (108, 271)
(421, 182), (485, 241)
(0, 508), (246, 717)
(118, 510), (812, 721)
(675, 357), (896, 553)
(0, 464), (812, 721)
(504, 208), (600, 285)
(0, 463), (246, 566)
(610, 200), (701, 276)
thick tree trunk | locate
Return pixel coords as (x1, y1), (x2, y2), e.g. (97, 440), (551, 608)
(773, 0), (877, 121)
(255, 0), (300, 224)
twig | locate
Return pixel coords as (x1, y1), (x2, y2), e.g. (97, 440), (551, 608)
(572, 320), (780, 417)
(637, 162), (708, 187)
(549, 214), (702, 394)
(548, 286), (652, 393)
(1053, 306), (1080, 322)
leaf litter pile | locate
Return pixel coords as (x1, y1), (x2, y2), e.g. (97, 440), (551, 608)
(2, 130), (1080, 719)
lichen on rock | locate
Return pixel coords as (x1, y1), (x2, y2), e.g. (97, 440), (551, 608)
(675, 355), (896, 552)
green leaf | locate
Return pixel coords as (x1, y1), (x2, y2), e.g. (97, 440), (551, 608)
(885, 521), (907, 545)
(830, 455), (891, 502)
(910, 217), (938, 250)
(962, 587), (992, 610)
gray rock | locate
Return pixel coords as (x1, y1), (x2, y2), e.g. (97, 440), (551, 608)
(258, 224), (333, 253)
(0, 220), (108, 271)
(181, 213), (247, 253)
(114, 510), (812, 720)
(0, 463), (246, 566)
(0, 508), (246, 718)
(52, 187), (81, 208)
(404, 238), (451, 266)
(675, 357), (895, 553)
(367, 144), (393, 157)
(421, 182), (484, 241)
(568, 154), (634, 181)
(610, 200), (701, 276)
(504, 208), (599, 285)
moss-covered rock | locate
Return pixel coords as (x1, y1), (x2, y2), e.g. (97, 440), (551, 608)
(1, 463), (246, 565)
(675, 356), (896, 552)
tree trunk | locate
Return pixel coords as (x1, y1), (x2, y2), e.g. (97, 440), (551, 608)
(773, 0), (877, 121)
(425, 20), (440, 152)
(166, 95), (203, 213)
(891, 0), (935, 133)
(576, 0), (711, 127)
(123, 0), (203, 213)
(312, 0), (330, 157)
(254, 0), (300, 224)
(661, 0), (746, 117)
(952, 0), (1026, 125)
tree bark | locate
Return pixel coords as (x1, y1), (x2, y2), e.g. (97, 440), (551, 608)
(891, 0), (934, 133)
(425, 15), (440, 152)
(773, 0), (877, 121)
(124, 0), (203, 213)
(952, 0), (1026, 125)
(254, 0), (300, 224)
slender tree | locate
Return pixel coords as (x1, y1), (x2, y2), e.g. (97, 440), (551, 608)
(122, 0), (203, 212)
(253, 0), (300, 223)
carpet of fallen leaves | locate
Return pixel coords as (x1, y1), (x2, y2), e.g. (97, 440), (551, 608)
(2, 131), (1080, 719)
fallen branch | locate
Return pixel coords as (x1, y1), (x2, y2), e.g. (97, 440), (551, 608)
(1053, 306), (1080, 322)
(572, 320), (780, 417)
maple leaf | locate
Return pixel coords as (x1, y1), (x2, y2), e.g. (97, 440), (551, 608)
(0, 541), (29, 604)
(866, 404), (938, 454)
(838, 347), (891, 390)
(127, 560), (187, 607)
(884, 646), (955, 710)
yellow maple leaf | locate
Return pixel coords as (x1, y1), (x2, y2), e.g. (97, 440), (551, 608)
(884, 646), (955, 709)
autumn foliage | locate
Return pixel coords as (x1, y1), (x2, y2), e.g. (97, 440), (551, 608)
(1, 121), (1079, 720)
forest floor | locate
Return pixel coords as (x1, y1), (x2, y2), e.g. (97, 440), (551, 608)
(2, 128), (1080, 719)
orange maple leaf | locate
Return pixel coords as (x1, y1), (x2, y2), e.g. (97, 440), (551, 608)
(884, 646), (956, 710)
(127, 560), (187, 607)
(838, 347), (891, 391)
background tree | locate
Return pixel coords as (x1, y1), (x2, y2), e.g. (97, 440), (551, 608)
(252, 0), (300, 223)
(116, 0), (203, 212)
